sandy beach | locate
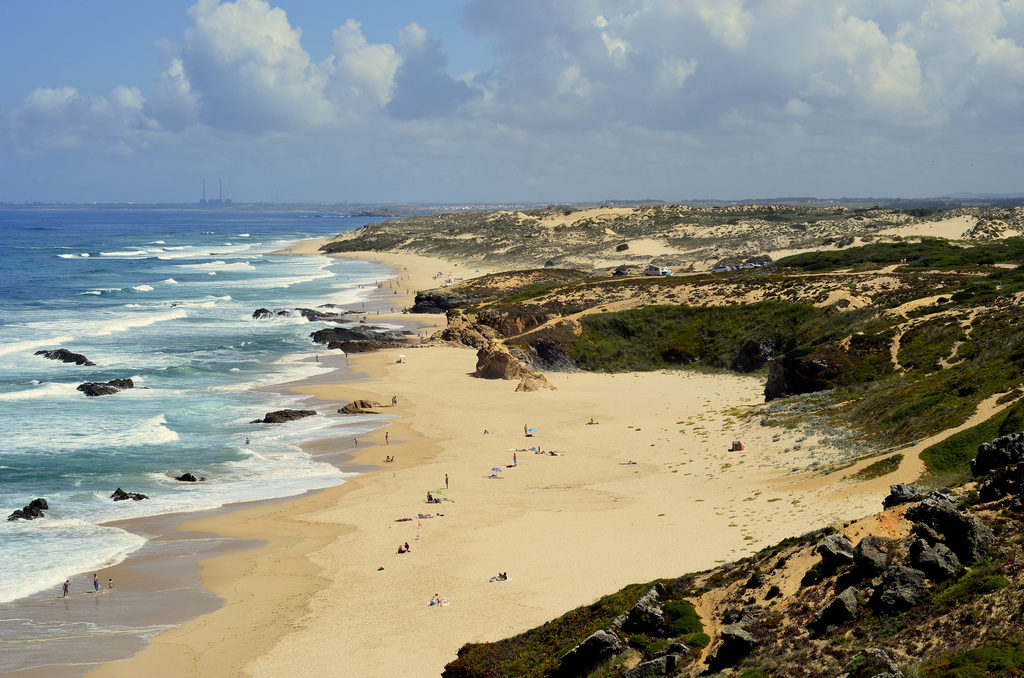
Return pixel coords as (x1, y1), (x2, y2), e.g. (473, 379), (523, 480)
(84, 244), (923, 678)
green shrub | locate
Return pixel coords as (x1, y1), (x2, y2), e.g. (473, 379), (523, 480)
(686, 631), (711, 648)
(663, 599), (703, 636)
(932, 564), (1009, 609)
(922, 636), (1024, 676)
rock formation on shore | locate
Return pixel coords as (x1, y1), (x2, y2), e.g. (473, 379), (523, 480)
(310, 325), (414, 353)
(250, 409), (317, 424)
(110, 488), (148, 501)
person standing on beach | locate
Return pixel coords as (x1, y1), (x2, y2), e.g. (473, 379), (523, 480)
(62, 579), (70, 597)
(385, 431), (389, 445)
(93, 573), (99, 592)
(108, 578), (114, 590)
(445, 473), (449, 490)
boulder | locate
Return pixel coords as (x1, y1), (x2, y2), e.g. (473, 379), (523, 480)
(763, 351), (832, 401)
(77, 378), (134, 397)
(475, 342), (526, 380)
(7, 498), (49, 521)
(811, 586), (860, 632)
(515, 374), (555, 392)
(252, 308), (274, 319)
(35, 348), (95, 366)
(909, 539), (961, 581)
(730, 337), (779, 373)
(434, 312), (498, 349)
(110, 488), (149, 501)
(706, 624), (757, 672)
(623, 587), (666, 635)
(339, 400), (383, 414)
(853, 535), (891, 577)
(817, 534), (855, 567)
(555, 629), (624, 678)
(971, 433), (1024, 477)
(250, 409), (316, 424)
(623, 654), (681, 678)
(905, 494), (994, 564)
(883, 483), (924, 508)
(721, 606), (760, 627)
(174, 473), (205, 482)
(872, 566), (926, 612)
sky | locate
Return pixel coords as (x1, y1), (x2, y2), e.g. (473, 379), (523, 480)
(1, 0), (1022, 204)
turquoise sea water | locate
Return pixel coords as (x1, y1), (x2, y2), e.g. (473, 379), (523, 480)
(0, 207), (390, 603)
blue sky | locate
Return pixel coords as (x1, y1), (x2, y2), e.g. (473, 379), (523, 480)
(1, 0), (1022, 203)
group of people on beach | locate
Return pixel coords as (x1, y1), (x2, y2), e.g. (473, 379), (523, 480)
(61, 573), (113, 597)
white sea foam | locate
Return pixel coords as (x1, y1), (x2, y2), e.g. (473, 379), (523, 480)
(99, 250), (149, 258)
(58, 254), (77, 259)
(162, 278), (178, 284)
(0, 382), (80, 401)
(132, 284), (154, 292)
(0, 336), (75, 358)
(238, 233), (250, 237)
(0, 520), (147, 603)
(25, 308), (187, 338)
(80, 290), (101, 295)
(80, 252), (90, 257)
(177, 261), (256, 272)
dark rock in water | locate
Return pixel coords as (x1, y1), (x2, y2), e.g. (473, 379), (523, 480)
(811, 586), (860, 632)
(854, 535), (891, 577)
(175, 473), (205, 482)
(910, 539), (961, 581)
(905, 494), (994, 564)
(7, 498), (49, 521)
(35, 348), (95, 366)
(623, 654), (681, 678)
(554, 629), (624, 678)
(339, 400), (382, 414)
(972, 433), (1024, 477)
(883, 482), (924, 508)
(817, 534), (855, 567)
(110, 488), (149, 501)
(296, 307), (349, 322)
(872, 566), (926, 611)
(622, 587), (666, 636)
(252, 308), (274, 319)
(706, 624), (758, 672)
(250, 409), (316, 424)
(77, 378), (134, 396)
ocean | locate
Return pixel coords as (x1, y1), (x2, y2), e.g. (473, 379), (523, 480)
(0, 207), (391, 605)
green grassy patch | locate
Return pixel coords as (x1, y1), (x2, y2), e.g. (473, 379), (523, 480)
(920, 398), (1024, 485)
(922, 636), (1024, 676)
(931, 563), (1009, 610)
(847, 454), (904, 482)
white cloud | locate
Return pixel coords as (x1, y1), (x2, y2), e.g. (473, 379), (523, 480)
(181, 0), (332, 132)
(327, 19), (401, 111)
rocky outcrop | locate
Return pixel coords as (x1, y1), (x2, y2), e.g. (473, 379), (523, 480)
(554, 629), (624, 678)
(817, 534), (855, 567)
(7, 498), (49, 521)
(730, 337), (779, 373)
(853, 535), (891, 577)
(77, 378), (134, 396)
(252, 308), (289, 319)
(174, 473), (205, 482)
(883, 482), (924, 508)
(411, 289), (476, 314)
(250, 409), (317, 424)
(296, 307), (349, 322)
(763, 352), (832, 401)
(622, 587), (666, 636)
(854, 648), (904, 678)
(35, 349), (95, 366)
(515, 374), (555, 392)
(475, 342), (527, 380)
(111, 488), (149, 501)
(812, 586), (861, 632)
(909, 539), (961, 581)
(972, 433), (1024, 477)
(310, 325), (413, 352)
(706, 624), (758, 672)
(905, 494), (994, 564)
(872, 566), (927, 611)
(434, 311), (498, 349)
(339, 400), (383, 414)
(623, 654), (682, 678)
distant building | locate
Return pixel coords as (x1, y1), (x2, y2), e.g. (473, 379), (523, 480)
(200, 178), (232, 206)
